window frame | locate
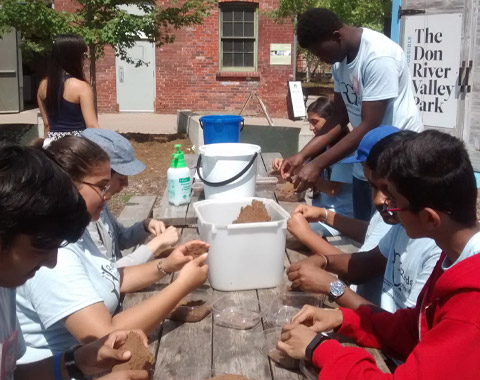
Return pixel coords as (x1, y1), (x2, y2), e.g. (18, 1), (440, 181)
(218, 3), (258, 72)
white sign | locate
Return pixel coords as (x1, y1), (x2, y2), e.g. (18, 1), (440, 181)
(403, 14), (462, 129)
(288, 81), (306, 118)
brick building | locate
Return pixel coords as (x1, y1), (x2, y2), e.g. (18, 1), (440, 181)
(54, 0), (295, 117)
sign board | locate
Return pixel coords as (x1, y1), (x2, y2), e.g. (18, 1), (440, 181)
(270, 43), (291, 65)
(402, 14), (463, 129)
(288, 81), (306, 118)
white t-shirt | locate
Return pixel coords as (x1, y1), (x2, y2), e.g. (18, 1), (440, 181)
(442, 231), (480, 270)
(16, 230), (121, 363)
(379, 224), (441, 312)
(0, 288), (26, 380)
(88, 205), (153, 268)
(312, 162), (354, 236)
(355, 211), (393, 304)
(332, 28), (423, 179)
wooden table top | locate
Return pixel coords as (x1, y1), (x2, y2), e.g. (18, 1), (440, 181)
(122, 152), (390, 380)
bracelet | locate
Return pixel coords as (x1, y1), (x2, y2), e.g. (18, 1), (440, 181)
(64, 345), (86, 380)
(53, 352), (62, 380)
(157, 259), (171, 275)
(318, 253), (329, 269)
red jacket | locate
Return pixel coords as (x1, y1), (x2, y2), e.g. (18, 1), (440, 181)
(312, 252), (480, 380)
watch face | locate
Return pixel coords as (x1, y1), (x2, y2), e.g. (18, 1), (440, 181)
(330, 281), (345, 298)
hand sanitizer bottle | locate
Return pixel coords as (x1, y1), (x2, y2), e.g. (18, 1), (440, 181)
(167, 144), (191, 206)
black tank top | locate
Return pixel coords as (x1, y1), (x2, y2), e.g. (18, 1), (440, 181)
(48, 76), (87, 133)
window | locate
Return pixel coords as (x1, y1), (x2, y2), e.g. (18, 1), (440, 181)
(219, 3), (258, 72)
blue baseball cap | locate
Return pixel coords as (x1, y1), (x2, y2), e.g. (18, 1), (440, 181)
(338, 125), (400, 164)
(81, 129), (146, 176)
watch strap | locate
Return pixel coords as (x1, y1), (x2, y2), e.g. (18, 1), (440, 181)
(305, 333), (328, 361)
(64, 345), (86, 380)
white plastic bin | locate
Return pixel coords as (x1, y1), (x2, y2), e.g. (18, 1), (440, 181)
(193, 197), (290, 291)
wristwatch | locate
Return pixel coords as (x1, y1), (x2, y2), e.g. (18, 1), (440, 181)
(329, 280), (346, 301)
(64, 345), (86, 380)
(305, 333), (329, 361)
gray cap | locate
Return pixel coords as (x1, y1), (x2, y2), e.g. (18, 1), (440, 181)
(81, 129), (146, 176)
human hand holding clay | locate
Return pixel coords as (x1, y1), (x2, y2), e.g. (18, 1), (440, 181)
(144, 218), (166, 235)
(280, 153), (305, 179)
(175, 253), (209, 293)
(277, 324), (317, 360)
(291, 305), (343, 333)
(161, 240), (209, 274)
(287, 260), (336, 293)
(291, 204), (327, 223)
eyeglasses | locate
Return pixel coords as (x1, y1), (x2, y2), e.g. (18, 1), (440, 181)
(80, 181), (110, 198)
(382, 199), (409, 213)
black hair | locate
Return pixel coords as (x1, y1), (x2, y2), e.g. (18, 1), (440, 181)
(0, 143), (90, 250)
(46, 136), (110, 183)
(377, 130), (477, 226)
(45, 34), (88, 120)
(297, 8), (344, 49)
(307, 96), (333, 119)
(366, 130), (417, 172)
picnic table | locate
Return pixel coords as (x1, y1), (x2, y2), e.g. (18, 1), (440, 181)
(122, 152), (390, 380)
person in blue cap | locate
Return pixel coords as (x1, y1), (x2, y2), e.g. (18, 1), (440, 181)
(280, 8), (423, 223)
(287, 127), (441, 313)
(81, 128), (179, 267)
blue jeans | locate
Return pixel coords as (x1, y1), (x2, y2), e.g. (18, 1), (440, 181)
(353, 177), (374, 222)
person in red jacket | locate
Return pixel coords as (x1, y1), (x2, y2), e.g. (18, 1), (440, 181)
(278, 129), (480, 380)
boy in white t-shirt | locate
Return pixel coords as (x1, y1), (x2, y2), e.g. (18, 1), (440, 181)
(0, 142), (148, 380)
(280, 8), (423, 222)
(287, 127), (441, 312)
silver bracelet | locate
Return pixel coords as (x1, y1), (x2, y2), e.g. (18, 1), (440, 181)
(156, 259), (170, 275)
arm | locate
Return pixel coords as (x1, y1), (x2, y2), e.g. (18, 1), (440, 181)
(293, 100), (388, 191)
(78, 82), (100, 128)
(64, 253), (208, 342)
(280, 92), (349, 178)
(15, 330), (150, 380)
(36, 80), (49, 136)
(289, 205), (368, 246)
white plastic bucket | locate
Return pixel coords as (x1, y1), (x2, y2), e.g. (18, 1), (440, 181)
(197, 143), (261, 200)
(193, 197), (290, 291)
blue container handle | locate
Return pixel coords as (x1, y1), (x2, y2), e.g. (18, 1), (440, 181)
(196, 152), (258, 187)
(199, 117), (244, 132)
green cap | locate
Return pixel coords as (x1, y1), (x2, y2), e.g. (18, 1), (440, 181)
(171, 144), (186, 168)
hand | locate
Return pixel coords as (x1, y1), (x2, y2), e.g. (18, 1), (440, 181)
(277, 324), (317, 360)
(74, 329), (148, 376)
(291, 305), (343, 333)
(161, 240), (207, 273)
(293, 162), (323, 192)
(292, 204), (326, 223)
(280, 153), (305, 179)
(287, 213), (312, 241)
(176, 253), (209, 292)
(144, 218), (166, 236)
(272, 158), (284, 171)
(98, 370), (150, 380)
(287, 261), (335, 293)
(157, 226), (179, 249)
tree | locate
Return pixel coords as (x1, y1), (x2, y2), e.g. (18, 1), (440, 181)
(0, 0), (213, 105)
(267, 0), (392, 82)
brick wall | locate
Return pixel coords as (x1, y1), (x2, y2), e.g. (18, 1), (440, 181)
(54, 0), (294, 117)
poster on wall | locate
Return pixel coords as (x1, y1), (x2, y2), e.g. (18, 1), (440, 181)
(270, 44), (292, 65)
(402, 13), (462, 129)
(288, 81), (306, 118)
